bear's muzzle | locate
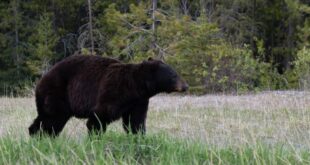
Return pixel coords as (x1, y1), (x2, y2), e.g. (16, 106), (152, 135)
(175, 80), (189, 92)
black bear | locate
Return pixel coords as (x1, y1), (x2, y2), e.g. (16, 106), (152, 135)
(29, 55), (188, 136)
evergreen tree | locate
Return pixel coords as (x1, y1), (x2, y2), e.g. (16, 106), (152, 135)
(0, 0), (309, 94)
(27, 13), (59, 76)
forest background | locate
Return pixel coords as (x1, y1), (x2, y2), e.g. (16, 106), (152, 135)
(0, 0), (309, 95)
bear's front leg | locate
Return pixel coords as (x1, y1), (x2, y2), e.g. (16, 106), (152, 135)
(122, 100), (149, 134)
(86, 105), (119, 135)
(86, 115), (108, 135)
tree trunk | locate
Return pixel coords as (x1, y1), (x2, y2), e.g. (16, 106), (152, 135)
(180, 0), (189, 15)
(88, 0), (94, 55)
(207, 0), (215, 22)
(251, 0), (258, 59)
(200, 0), (206, 18)
(13, 0), (20, 76)
(151, 0), (158, 57)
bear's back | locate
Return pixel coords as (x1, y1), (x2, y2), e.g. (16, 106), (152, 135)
(36, 55), (121, 117)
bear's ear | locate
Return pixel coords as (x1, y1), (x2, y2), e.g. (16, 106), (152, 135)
(142, 57), (153, 63)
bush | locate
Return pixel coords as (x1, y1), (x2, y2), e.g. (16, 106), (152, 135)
(101, 4), (285, 94)
(167, 43), (279, 93)
(294, 47), (310, 90)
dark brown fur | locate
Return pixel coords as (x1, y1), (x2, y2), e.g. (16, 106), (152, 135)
(29, 55), (188, 136)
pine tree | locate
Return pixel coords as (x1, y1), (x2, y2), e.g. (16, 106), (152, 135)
(27, 13), (59, 76)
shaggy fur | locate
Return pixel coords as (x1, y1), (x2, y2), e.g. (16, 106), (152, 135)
(29, 55), (188, 136)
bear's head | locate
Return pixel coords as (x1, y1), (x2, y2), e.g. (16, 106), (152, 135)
(141, 57), (189, 94)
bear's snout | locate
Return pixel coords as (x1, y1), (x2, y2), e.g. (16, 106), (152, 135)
(181, 83), (189, 92)
(175, 80), (189, 92)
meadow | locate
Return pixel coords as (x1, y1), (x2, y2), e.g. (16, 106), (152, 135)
(1, 91), (310, 164)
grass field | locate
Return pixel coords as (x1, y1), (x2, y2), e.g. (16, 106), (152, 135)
(1, 91), (310, 164)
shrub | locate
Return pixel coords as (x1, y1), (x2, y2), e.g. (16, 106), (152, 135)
(294, 47), (310, 90)
(167, 42), (280, 93)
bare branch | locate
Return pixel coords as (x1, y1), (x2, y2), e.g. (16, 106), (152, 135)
(120, 18), (151, 34)
(87, 0), (94, 55)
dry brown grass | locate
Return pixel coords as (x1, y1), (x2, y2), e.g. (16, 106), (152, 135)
(1, 91), (310, 148)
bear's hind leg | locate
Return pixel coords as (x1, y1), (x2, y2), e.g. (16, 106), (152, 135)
(29, 115), (70, 137)
(29, 95), (71, 137)
(42, 115), (70, 136)
(28, 116), (42, 135)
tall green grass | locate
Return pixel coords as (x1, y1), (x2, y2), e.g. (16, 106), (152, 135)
(0, 131), (310, 165)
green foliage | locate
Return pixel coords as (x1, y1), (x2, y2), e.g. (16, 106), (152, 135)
(27, 13), (59, 76)
(298, 18), (310, 48)
(168, 42), (278, 93)
(0, 0), (309, 95)
(99, 4), (284, 93)
(91, 1), (310, 93)
(293, 5), (310, 90)
(163, 18), (220, 87)
(0, 0), (32, 96)
(294, 47), (310, 90)
(100, 3), (153, 61)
